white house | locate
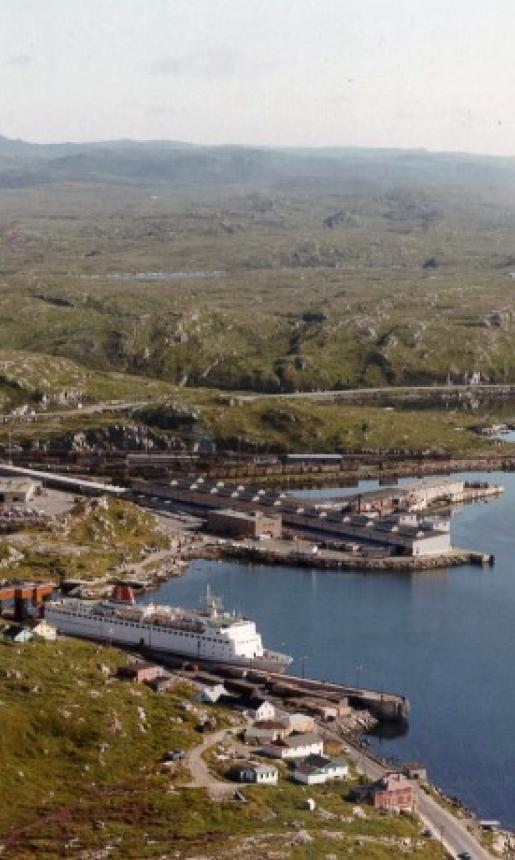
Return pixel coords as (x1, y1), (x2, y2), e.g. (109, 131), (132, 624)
(262, 732), (323, 760)
(248, 698), (276, 722)
(32, 620), (57, 642)
(197, 682), (227, 704)
(294, 754), (348, 785)
(252, 763), (279, 785)
(230, 762), (278, 785)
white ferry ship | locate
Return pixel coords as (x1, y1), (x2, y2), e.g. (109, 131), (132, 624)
(45, 586), (292, 673)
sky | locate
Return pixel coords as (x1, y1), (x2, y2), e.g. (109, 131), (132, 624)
(1, 0), (515, 156)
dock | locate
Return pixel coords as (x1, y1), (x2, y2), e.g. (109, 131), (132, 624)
(137, 647), (410, 724)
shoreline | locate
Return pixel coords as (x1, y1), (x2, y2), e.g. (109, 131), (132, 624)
(207, 542), (492, 572)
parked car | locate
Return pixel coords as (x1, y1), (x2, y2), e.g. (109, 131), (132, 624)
(163, 749), (185, 762)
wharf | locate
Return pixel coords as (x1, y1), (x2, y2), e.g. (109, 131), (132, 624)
(188, 665), (411, 723)
(264, 670), (410, 722)
(215, 541), (493, 571)
(140, 649), (410, 724)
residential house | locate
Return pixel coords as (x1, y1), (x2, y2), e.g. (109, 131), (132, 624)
(353, 772), (417, 812)
(261, 732), (323, 760)
(229, 761), (278, 785)
(287, 713), (315, 734)
(32, 620), (57, 641)
(248, 697), (276, 722)
(293, 754), (348, 785)
(197, 682), (228, 704)
(4, 625), (33, 643)
(244, 719), (290, 746)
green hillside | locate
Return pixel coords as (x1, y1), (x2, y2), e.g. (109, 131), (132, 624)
(0, 635), (446, 859)
(2, 165), (515, 394)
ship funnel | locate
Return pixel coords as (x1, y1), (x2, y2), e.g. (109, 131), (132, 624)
(111, 585), (135, 604)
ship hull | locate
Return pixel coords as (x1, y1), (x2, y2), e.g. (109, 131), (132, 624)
(46, 625), (291, 673)
(44, 606), (292, 673)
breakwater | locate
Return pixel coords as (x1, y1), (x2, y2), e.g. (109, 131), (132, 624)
(215, 542), (492, 571)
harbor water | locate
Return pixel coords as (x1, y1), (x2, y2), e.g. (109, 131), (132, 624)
(144, 470), (515, 828)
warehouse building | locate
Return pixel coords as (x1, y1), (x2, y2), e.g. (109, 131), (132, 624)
(350, 478), (465, 514)
(207, 508), (282, 539)
(0, 478), (40, 504)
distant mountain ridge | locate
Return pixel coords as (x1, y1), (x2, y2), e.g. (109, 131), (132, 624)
(1, 134), (515, 189)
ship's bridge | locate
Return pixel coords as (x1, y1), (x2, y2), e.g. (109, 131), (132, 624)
(224, 619), (264, 658)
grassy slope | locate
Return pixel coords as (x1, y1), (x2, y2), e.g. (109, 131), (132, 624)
(0, 385), (500, 455)
(0, 349), (174, 410)
(2, 498), (170, 583)
(0, 635), (446, 859)
(2, 176), (515, 453)
(2, 181), (515, 395)
(191, 397), (493, 454)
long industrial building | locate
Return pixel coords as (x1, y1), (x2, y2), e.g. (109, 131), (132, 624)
(132, 478), (452, 557)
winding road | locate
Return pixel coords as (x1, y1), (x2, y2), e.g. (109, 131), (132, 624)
(322, 728), (492, 860)
(185, 722), (492, 857)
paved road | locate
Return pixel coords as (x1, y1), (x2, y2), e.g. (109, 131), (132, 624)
(185, 721), (491, 856)
(238, 382), (515, 402)
(322, 728), (492, 860)
(0, 398), (148, 423)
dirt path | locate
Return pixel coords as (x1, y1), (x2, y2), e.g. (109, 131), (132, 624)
(118, 547), (180, 578)
(185, 729), (238, 799)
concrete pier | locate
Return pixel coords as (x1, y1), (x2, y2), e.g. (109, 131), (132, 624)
(263, 671), (410, 723)
(154, 653), (411, 724)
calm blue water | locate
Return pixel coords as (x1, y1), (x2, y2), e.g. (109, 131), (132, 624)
(143, 471), (515, 827)
(493, 430), (515, 442)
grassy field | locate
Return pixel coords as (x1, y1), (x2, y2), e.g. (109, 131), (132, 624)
(3, 169), (515, 398)
(0, 634), (447, 859)
(172, 395), (495, 454)
(3, 146), (515, 453)
(0, 382), (506, 455)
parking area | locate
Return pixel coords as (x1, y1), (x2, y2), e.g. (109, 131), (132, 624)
(29, 487), (77, 517)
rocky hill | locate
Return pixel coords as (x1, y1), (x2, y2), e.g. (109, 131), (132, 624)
(2, 137), (515, 398)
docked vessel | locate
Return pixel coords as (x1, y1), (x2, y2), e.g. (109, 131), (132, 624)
(44, 586), (292, 673)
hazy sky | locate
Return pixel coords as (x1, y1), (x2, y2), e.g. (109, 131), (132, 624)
(1, 0), (515, 155)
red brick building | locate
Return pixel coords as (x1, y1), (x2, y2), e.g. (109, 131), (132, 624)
(354, 772), (417, 812)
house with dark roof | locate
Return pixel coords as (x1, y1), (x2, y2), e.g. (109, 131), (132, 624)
(229, 761), (278, 785)
(247, 697), (275, 722)
(244, 719), (290, 745)
(293, 754), (348, 785)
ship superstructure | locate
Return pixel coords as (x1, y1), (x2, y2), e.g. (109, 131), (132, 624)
(44, 586), (292, 672)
